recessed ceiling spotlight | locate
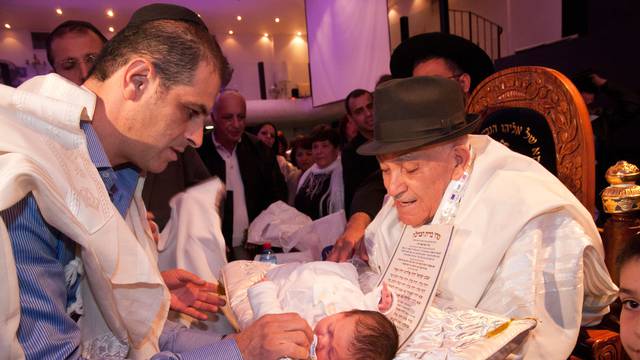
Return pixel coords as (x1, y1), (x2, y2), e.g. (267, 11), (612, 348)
(296, 31), (302, 36)
(274, 17), (280, 23)
(263, 33), (269, 38)
(106, 9), (114, 18)
(197, 13), (201, 18)
(56, 8), (63, 15)
(4, 23), (11, 29)
(108, 26), (115, 33)
(236, 15), (242, 21)
(228, 30), (234, 35)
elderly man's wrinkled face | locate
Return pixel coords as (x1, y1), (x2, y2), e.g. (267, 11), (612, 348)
(51, 30), (104, 85)
(213, 92), (246, 148)
(379, 142), (462, 227)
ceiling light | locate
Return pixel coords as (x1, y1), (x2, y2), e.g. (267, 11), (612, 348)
(4, 23), (11, 29)
(296, 31), (302, 36)
(108, 26), (115, 33)
(228, 30), (234, 35)
(263, 33), (269, 38)
(106, 9), (114, 17)
(56, 8), (63, 15)
(236, 15), (242, 21)
(274, 17), (280, 23)
(205, 125), (214, 131)
(197, 13), (201, 18)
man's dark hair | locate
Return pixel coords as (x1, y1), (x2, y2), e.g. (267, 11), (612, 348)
(345, 310), (399, 360)
(345, 89), (372, 115)
(415, 55), (464, 78)
(90, 19), (232, 89)
(616, 232), (640, 275)
(46, 20), (108, 67)
(310, 124), (340, 148)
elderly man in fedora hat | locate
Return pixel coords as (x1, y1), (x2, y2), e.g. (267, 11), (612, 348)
(329, 33), (495, 263)
(360, 76), (617, 358)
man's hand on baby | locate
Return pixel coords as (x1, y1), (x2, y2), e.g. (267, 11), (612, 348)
(235, 313), (314, 360)
(161, 269), (225, 321)
(378, 282), (393, 313)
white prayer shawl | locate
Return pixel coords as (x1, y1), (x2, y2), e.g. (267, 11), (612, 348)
(296, 156), (344, 216)
(366, 135), (618, 359)
(0, 74), (170, 359)
(157, 178), (228, 283)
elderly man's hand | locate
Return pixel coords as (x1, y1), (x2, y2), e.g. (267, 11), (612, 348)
(234, 313), (313, 360)
(327, 212), (371, 262)
(161, 269), (225, 321)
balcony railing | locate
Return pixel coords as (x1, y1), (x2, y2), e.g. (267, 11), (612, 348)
(449, 9), (503, 60)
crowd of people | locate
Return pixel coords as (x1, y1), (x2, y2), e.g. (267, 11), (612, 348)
(1, 2), (640, 360)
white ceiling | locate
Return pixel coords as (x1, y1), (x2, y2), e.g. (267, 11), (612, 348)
(0, 0), (307, 36)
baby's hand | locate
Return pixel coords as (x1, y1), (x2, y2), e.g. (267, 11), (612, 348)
(378, 282), (393, 313)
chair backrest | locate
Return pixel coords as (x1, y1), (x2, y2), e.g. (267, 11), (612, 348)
(467, 66), (596, 216)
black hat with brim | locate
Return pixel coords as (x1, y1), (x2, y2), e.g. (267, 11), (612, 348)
(390, 32), (495, 92)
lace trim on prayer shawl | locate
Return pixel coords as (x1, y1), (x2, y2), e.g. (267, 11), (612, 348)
(81, 333), (128, 359)
(64, 256), (84, 316)
(432, 147), (476, 226)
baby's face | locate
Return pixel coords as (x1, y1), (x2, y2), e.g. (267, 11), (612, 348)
(314, 312), (358, 360)
(620, 259), (640, 360)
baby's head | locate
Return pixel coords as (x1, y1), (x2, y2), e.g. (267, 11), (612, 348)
(617, 234), (640, 359)
(314, 309), (398, 360)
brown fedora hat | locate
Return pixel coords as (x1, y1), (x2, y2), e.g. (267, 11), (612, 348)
(357, 76), (480, 156)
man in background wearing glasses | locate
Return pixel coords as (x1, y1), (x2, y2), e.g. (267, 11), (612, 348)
(46, 20), (106, 86)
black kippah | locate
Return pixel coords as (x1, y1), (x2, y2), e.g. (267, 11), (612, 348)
(127, 3), (207, 30)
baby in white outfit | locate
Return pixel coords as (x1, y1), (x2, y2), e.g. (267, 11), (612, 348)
(247, 261), (398, 360)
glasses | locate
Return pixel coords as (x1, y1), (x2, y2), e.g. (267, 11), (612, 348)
(57, 53), (98, 71)
(446, 73), (464, 81)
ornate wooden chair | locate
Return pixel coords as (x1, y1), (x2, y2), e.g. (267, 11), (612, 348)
(467, 66), (596, 216)
(467, 66), (621, 360)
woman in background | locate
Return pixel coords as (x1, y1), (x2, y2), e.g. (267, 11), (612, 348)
(253, 122), (300, 205)
(294, 125), (343, 220)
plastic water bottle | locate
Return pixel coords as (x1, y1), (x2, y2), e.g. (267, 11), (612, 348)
(258, 242), (277, 264)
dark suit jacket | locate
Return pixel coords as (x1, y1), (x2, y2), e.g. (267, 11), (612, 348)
(198, 132), (287, 250)
(341, 132), (386, 219)
(142, 146), (211, 231)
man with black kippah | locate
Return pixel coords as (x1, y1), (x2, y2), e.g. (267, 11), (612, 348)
(0, 3), (312, 360)
(390, 32), (495, 98)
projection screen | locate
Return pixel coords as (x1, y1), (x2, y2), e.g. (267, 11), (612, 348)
(305, 0), (390, 107)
